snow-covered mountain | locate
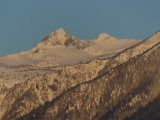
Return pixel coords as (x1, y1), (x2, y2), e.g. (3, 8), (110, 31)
(0, 28), (140, 88)
(1, 29), (160, 120)
(0, 28), (140, 66)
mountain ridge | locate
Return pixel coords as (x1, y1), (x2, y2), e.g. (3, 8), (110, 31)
(0, 28), (141, 67)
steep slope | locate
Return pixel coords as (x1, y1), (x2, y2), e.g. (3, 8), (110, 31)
(0, 30), (160, 119)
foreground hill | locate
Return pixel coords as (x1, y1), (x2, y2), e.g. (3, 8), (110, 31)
(0, 29), (160, 120)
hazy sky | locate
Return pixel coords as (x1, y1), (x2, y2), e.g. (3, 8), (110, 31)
(1, 0), (160, 56)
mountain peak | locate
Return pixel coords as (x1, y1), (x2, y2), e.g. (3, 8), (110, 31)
(53, 28), (66, 36)
(95, 33), (114, 42)
(30, 28), (69, 53)
(41, 28), (68, 43)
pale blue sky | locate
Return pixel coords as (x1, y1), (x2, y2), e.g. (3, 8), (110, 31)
(0, 0), (160, 56)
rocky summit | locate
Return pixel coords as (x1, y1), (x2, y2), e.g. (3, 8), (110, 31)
(0, 29), (160, 120)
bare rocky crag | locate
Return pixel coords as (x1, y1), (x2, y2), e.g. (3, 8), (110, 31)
(0, 29), (160, 120)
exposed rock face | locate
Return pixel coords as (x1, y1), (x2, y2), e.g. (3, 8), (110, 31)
(0, 29), (160, 120)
